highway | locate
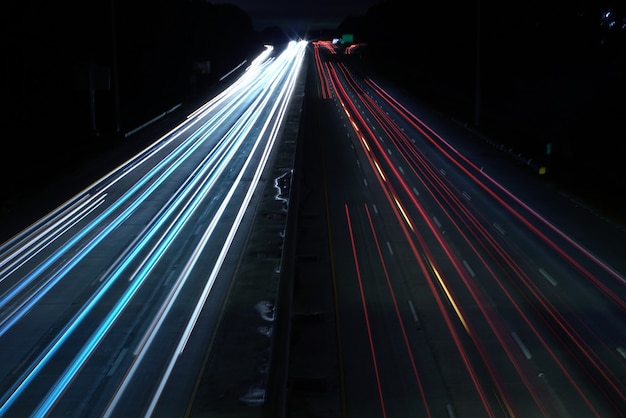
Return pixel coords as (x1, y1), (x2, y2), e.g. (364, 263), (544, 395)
(2, 37), (626, 418)
(0, 40), (307, 417)
(287, 40), (626, 417)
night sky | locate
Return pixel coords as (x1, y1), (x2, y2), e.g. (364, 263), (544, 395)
(214, 0), (381, 32)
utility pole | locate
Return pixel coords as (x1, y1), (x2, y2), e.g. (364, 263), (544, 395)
(474, 0), (481, 127)
(89, 63), (97, 134)
(111, 0), (121, 135)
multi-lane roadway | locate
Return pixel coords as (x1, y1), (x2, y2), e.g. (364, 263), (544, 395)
(286, 40), (626, 418)
(1, 37), (625, 418)
(0, 40), (307, 417)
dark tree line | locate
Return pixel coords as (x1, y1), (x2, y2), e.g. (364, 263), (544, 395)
(1, 0), (280, 201)
(339, 0), (626, 196)
(2, 0), (625, 217)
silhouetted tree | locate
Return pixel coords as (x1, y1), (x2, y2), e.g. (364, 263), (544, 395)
(0, 0), (261, 203)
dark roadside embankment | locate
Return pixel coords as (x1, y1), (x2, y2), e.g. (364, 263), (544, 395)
(347, 49), (626, 231)
(0, 55), (258, 245)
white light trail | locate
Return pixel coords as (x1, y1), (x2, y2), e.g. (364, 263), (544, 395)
(0, 40), (308, 418)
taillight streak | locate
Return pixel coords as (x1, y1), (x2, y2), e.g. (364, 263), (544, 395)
(366, 78), (626, 297)
(329, 59), (613, 416)
(344, 204), (387, 418)
(361, 76), (626, 411)
(312, 42), (332, 99)
(0, 41), (308, 417)
(330, 61), (497, 416)
(364, 202), (433, 417)
(356, 69), (615, 414)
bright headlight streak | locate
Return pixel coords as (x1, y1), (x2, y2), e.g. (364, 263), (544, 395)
(1, 131), (233, 413)
(111, 40), (307, 418)
(134, 42), (305, 359)
(2, 109), (187, 268)
(0, 47), (278, 274)
(0, 193), (93, 271)
(0, 50), (281, 328)
(0, 194), (106, 281)
(144, 40), (307, 417)
(0, 124), (214, 337)
(29, 78), (272, 416)
(0, 50), (291, 415)
(187, 55), (272, 120)
(3, 44), (279, 269)
(0, 40), (304, 416)
(141, 45), (299, 362)
(249, 45), (274, 68)
(33, 42), (307, 417)
(0, 62), (278, 337)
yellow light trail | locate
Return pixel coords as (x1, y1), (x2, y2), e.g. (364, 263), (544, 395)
(373, 160), (386, 182)
(424, 253), (470, 335)
(391, 193), (414, 232)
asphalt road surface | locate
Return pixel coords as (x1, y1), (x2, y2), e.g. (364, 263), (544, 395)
(1, 40), (625, 418)
(284, 41), (626, 418)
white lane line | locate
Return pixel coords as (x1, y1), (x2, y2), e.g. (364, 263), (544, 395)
(433, 216), (442, 228)
(408, 300), (420, 327)
(539, 268), (558, 286)
(616, 347), (626, 360)
(493, 222), (506, 235)
(512, 331), (532, 359)
(446, 403), (456, 418)
(462, 260), (476, 277)
(462, 191), (471, 201)
(412, 187), (420, 196)
(386, 241), (394, 255)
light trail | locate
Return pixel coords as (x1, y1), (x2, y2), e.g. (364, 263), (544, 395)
(321, 54), (498, 416)
(0, 40), (308, 417)
(0, 45), (276, 274)
(362, 77), (626, 413)
(318, 44), (626, 415)
(107, 40), (307, 418)
(0, 53), (279, 332)
(344, 204), (387, 418)
(0, 193), (103, 277)
(337, 62), (593, 416)
(30, 80), (265, 416)
(367, 77), (626, 291)
(312, 42), (333, 99)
